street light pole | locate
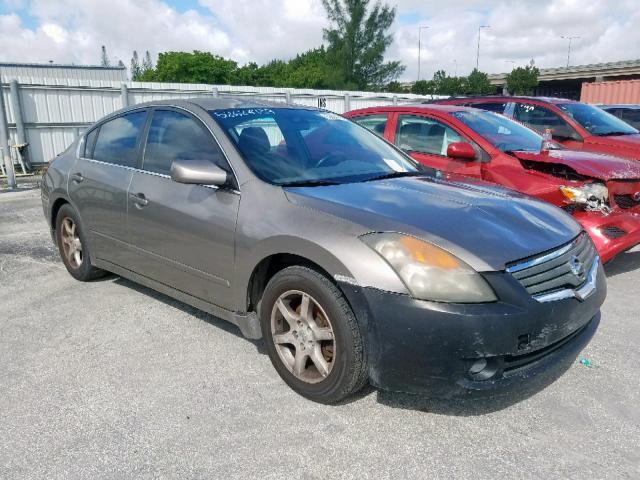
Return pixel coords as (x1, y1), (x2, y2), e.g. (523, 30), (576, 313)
(561, 35), (580, 67)
(417, 26), (429, 81)
(505, 60), (516, 70)
(476, 25), (490, 70)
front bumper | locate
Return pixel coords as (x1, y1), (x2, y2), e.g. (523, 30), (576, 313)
(339, 263), (606, 397)
(574, 210), (640, 263)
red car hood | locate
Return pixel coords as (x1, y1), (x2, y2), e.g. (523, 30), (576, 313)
(585, 133), (640, 158)
(512, 149), (640, 181)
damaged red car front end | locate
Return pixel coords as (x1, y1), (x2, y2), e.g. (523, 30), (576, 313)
(512, 150), (640, 262)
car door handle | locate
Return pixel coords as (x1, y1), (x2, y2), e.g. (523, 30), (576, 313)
(129, 192), (149, 207)
(71, 172), (84, 183)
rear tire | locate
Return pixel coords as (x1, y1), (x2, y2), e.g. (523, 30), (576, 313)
(260, 266), (368, 403)
(55, 203), (105, 281)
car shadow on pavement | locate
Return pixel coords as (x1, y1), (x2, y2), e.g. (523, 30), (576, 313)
(374, 361), (572, 416)
(110, 276), (267, 354)
(604, 251), (640, 277)
(105, 274), (574, 415)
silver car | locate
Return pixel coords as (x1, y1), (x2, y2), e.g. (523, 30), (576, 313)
(42, 98), (606, 403)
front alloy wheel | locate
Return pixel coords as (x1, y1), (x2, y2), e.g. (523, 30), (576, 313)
(271, 290), (336, 383)
(260, 266), (368, 403)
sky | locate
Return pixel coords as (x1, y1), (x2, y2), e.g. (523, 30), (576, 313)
(1, 0), (639, 82)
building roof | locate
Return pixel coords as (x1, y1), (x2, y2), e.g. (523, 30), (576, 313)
(0, 61), (125, 70)
(489, 59), (640, 85)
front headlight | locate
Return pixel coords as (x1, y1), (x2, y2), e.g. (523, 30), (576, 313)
(361, 233), (497, 303)
(560, 183), (608, 205)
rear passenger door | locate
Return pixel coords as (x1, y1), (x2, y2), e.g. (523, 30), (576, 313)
(392, 114), (482, 177)
(126, 108), (240, 309)
(68, 109), (148, 267)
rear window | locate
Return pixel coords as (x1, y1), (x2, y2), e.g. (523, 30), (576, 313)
(92, 110), (148, 167)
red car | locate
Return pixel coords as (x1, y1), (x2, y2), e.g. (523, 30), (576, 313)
(344, 105), (640, 262)
(433, 96), (640, 161)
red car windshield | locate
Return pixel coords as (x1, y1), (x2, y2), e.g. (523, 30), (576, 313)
(557, 103), (639, 136)
(451, 110), (548, 153)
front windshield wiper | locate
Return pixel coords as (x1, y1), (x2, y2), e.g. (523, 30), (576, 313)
(361, 171), (425, 183)
(594, 131), (638, 136)
(280, 179), (342, 187)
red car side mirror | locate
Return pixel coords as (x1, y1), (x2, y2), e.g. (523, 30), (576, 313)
(447, 142), (476, 160)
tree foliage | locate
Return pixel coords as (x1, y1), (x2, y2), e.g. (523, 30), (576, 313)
(410, 68), (495, 96)
(322, 0), (404, 89)
(505, 65), (539, 95)
(100, 46), (110, 67)
(123, 0), (406, 91)
(138, 51), (237, 84)
(130, 51), (141, 80)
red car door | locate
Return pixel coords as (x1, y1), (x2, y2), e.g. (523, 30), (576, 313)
(388, 112), (483, 178)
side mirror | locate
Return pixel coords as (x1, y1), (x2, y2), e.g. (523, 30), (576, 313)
(170, 160), (227, 186)
(447, 142), (476, 160)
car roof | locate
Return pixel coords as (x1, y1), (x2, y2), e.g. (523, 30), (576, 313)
(600, 104), (640, 109)
(349, 104), (476, 114)
(117, 96), (315, 114)
(442, 95), (578, 105)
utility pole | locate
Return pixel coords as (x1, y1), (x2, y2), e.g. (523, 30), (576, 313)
(561, 35), (580, 67)
(417, 26), (429, 81)
(476, 25), (490, 70)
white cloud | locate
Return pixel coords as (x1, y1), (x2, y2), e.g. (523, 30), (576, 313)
(0, 0), (639, 82)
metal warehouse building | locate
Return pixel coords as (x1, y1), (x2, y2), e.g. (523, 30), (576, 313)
(0, 62), (127, 85)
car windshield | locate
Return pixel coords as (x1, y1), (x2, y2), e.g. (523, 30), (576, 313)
(451, 109), (549, 152)
(557, 103), (639, 136)
(210, 108), (424, 186)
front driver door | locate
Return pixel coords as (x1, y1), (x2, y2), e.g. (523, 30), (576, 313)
(392, 114), (482, 178)
(126, 107), (239, 310)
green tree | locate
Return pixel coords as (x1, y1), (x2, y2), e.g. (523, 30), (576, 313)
(139, 51), (237, 84)
(505, 65), (539, 95)
(143, 51), (154, 73)
(322, 0), (405, 89)
(100, 45), (110, 67)
(130, 51), (141, 80)
(465, 68), (494, 95)
(411, 79), (433, 95)
(385, 80), (407, 93)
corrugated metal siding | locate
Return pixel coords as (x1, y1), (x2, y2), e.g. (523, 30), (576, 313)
(1, 76), (441, 165)
(0, 63), (127, 84)
(581, 80), (640, 104)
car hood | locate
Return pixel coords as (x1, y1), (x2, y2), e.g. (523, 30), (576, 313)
(512, 149), (640, 180)
(284, 175), (581, 272)
(584, 133), (640, 158)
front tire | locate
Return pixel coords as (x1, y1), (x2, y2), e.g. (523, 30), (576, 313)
(55, 203), (104, 281)
(260, 266), (368, 403)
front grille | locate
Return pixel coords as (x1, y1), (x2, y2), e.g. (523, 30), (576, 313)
(614, 194), (640, 209)
(600, 225), (627, 239)
(506, 233), (597, 298)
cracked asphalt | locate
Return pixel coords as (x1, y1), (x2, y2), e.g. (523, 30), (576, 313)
(1, 188), (639, 479)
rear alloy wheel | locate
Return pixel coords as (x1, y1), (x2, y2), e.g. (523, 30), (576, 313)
(60, 217), (83, 269)
(55, 203), (105, 281)
(260, 266), (367, 403)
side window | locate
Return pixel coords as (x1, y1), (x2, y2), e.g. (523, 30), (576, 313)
(352, 114), (388, 137)
(469, 102), (508, 114)
(92, 111), (147, 167)
(143, 110), (229, 176)
(395, 115), (463, 156)
(83, 127), (98, 158)
(513, 103), (578, 140)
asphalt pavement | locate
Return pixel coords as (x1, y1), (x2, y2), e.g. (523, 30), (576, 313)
(1, 188), (639, 479)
